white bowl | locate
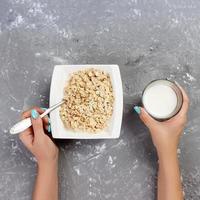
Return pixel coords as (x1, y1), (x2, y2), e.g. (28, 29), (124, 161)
(49, 65), (123, 139)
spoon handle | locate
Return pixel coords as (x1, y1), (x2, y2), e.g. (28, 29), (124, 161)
(40, 101), (65, 118)
(10, 100), (65, 135)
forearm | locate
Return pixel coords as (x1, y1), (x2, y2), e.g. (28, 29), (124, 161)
(33, 161), (58, 200)
(157, 151), (183, 200)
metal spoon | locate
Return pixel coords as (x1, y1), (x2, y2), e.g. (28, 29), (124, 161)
(10, 100), (65, 135)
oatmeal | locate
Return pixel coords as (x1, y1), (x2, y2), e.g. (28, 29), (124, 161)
(60, 68), (114, 132)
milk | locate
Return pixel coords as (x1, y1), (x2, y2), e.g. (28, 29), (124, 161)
(142, 80), (182, 120)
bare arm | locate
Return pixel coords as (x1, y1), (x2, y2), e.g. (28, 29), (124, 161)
(134, 84), (189, 200)
(19, 107), (59, 200)
(33, 161), (58, 200)
(157, 151), (182, 200)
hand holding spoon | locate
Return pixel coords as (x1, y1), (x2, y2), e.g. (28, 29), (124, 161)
(10, 100), (65, 135)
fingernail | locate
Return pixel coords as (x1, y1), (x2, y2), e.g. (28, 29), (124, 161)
(47, 124), (51, 133)
(31, 109), (39, 119)
(134, 106), (141, 114)
(41, 107), (47, 111)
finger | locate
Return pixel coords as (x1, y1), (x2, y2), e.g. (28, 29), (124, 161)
(43, 119), (51, 133)
(175, 83), (190, 116)
(21, 107), (43, 118)
(134, 106), (158, 129)
(39, 107), (49, 125)
(39, 108), (49, 131)
(21, 113), (48, 132)
(36, 107), (50, 131)
(31, 109), (45, 139)
(19, 130), (33, 150)
(46, 123), (51, 133)
(40, 108), (49, 131)
(21, 107), (49, 126)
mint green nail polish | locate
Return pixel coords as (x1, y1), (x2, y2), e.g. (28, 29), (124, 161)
(47, 124), (51, 133)
(134, 106), (141, 114)
(41, 107), (47, 111)
(31, 109), (39, 119)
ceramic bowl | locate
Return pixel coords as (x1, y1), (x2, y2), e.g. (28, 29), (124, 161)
(50, 65), (123, 139)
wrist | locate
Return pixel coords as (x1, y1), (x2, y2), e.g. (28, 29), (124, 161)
(157, 149), (178, 163)
(37, 157), (58, 170)
(37, 161), (58, 175)
(156, 144), (178, 158)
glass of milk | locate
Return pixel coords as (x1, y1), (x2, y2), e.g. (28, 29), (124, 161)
(142, 79), (183, 120)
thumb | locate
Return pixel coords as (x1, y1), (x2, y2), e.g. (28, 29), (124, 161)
(31, 109), (45, 139)
(134, 106), (158, 129)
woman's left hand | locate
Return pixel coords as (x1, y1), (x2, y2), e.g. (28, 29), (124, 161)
(19, 107), (59, 166)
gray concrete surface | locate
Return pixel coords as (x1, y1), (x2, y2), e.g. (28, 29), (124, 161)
(0, 0), (200, 199)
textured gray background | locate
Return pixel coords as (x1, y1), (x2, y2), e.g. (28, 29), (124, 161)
(0, 0), (200, 199)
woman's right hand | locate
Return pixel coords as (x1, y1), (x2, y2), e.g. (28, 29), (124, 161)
(134, 84), (189, 158)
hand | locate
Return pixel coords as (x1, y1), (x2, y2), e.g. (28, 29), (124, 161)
(19, 107), (59, 166)
(135, 84), (189, 158)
